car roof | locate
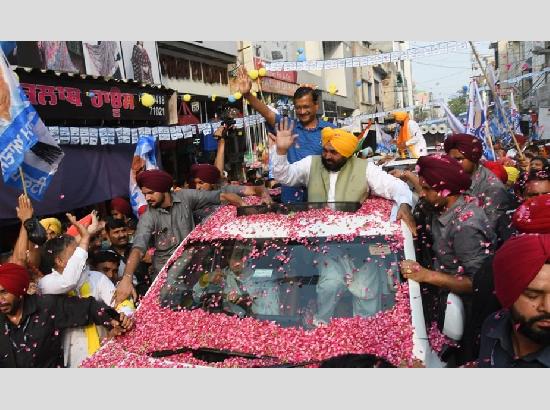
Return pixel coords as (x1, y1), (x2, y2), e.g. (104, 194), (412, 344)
(187, 197), (400, 242)
(382, 158), (418, 168)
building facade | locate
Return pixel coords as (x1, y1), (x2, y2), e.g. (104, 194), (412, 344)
(157, 41), (238, 122)
(490, 41), (550, 112)
(239, 40), (415, 124)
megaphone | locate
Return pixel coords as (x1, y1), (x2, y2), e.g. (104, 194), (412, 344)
(438, 124), (447, 134)
(429, 124), (438, 134)
(421, 125), (429, 134)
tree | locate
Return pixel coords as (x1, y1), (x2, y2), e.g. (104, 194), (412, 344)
(447, 88), (468, 117)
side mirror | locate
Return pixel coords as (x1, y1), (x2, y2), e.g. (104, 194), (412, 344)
(442, 292), (465, 341)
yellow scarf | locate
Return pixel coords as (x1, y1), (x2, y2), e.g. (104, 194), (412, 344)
(116, 299), (136, 312)
(68, 281), (101, 357)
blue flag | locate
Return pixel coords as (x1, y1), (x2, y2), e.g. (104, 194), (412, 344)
(486, 65), (516, 148)
(0, 41), (16, 57)
(375, 123), (394, 154)
(464, 79), (494, 160)
(509, 90), (522, 136)
(0, 49), (64, 200)
(129, 135), (158, 216)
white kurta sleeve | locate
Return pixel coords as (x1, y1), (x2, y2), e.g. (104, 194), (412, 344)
(406, 121), (423, 146)
(95, 272), (116, 306)
(271, 152), (312, 187)
(38, 247), (88, 295)
(366, 162), (413, 207)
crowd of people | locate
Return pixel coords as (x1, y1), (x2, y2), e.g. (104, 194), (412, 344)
(1, 66), (550, 367)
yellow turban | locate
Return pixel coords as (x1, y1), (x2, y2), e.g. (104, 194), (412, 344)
(39, 218), (62, 235)
(394, 111), (409, 122)
(504, 166), (520, 184)
(321, 127), (358, 158)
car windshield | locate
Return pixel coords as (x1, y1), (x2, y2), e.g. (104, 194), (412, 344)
(159, 236), (404, 329)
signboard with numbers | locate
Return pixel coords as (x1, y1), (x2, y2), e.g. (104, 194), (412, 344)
(15, 67), (172, 123)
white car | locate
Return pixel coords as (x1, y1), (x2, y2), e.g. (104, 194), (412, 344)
(381, 158), (418, 171)
(82, 198), (464, 368)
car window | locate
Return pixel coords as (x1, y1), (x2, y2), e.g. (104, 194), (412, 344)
(159, 236), (405, 329)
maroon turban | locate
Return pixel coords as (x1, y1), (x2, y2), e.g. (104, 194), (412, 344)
(0, 263), (30, 297)
(483, 161), (508, 184)
(136, 169), (173, 193)
(110, 197), (132, 217)
(444, 133), (483, 163)
(493, 234), (550, 308)
(512, 193), (550, 234)
(189, 164), (221, 188)
(417, 154), (472, 196)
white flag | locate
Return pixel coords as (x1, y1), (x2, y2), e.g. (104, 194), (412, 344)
(442, 103), (465, 134)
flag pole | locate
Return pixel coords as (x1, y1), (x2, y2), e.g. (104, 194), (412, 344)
(485, 121), (496, 159)
(18, 166), (28, 197)
(256, 78), (265, 103)
(468, 41), (525, 160)
(481, 82), (496, 159)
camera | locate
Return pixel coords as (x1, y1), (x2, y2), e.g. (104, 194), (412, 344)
(218, 107), (240, 139)
(221, 116), (236, 128)
(216, 116), (236, 140)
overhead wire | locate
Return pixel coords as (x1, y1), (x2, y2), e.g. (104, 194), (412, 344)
(521, 73), (547, 98)
(414, 69), (472, 85)
(413, 61), (471, 69)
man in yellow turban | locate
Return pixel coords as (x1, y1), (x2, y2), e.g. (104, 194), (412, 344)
(321, 127), (359, 165)
(393, 111), (427, 159)
(270, 118), (417, 234)
(39, 217), (62, 240)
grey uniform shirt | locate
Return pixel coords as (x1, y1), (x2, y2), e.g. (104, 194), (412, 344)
(132, 189), (221, 275)
(468, 165), (514, 231)
(192, 185), (246, 225)
(429, 195), (496, 276)
(221, 184), (246, 195)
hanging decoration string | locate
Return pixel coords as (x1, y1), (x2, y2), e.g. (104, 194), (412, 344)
(263, 41), (469, 72)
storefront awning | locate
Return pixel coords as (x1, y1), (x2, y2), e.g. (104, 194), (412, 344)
(0, 144), (138, 220)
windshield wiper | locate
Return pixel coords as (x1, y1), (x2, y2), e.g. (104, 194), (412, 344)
(148, 346), (278, 363)
(148, 346), (327, 367)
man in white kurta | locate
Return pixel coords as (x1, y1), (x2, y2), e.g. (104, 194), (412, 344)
(270, 120), (414, 214)
(394, 111), (428, 158)
(269, 120), (415, 325)
(38, 214), (132, 367)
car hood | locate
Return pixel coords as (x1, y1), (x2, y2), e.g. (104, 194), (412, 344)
(81, 280), (415, 368)
(82, 197), (417, 368)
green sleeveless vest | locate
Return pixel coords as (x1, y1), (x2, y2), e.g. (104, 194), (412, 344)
(307, 156), (369, 202)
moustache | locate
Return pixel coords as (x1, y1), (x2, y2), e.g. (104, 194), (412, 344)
(526, 313), (550, 326)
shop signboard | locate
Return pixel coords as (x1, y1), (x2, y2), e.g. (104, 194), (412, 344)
(16, 68), (170, 123)
(260, 76), (299, 97)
